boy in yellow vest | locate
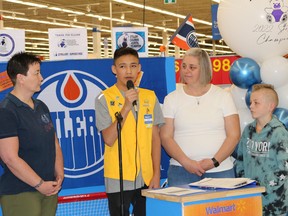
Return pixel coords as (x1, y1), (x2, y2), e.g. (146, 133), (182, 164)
(95, 47), (164, 216)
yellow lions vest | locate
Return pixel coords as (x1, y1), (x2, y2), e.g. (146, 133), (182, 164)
(103, 85), (156, 185)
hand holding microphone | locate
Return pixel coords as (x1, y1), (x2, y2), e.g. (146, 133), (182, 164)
(126, 80), (138, 112)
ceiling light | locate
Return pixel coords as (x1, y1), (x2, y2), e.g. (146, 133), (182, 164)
(113, 0), (212, 26)
(121, 13), (125, 20)
(4, 0), (48, 8)
(73, 16), (77, 22)
(86, 5), (91, 12)
(0, 9), (25, 16)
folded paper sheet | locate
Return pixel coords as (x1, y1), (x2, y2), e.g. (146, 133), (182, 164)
(189, 178), (256, 189)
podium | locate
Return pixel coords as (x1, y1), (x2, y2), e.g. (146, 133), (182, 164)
(142, 185), (265, 216)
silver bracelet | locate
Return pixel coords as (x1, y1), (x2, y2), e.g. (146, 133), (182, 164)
(34, 179), (44, 189)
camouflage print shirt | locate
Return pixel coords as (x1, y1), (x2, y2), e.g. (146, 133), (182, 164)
(236, 116), (288, 216)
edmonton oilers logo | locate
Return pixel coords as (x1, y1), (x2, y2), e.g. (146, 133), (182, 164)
(37, 70), (108, 178)
(186, 31), (199, 48)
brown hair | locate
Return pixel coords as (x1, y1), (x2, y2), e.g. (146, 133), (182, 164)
(252, 83), (279, 108)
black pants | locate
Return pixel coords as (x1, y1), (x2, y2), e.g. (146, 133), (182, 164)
(107, 186), (147, 216)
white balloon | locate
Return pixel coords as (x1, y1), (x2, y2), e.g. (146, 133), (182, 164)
(230, 84), (247, 109)
(218, 0), (288, 62)
(261, 56), (288, 88)
(238, 108), (254, 133)
(276, 83), (288, 109)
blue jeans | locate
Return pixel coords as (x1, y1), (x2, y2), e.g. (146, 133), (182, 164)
(167, 165), (235, 187)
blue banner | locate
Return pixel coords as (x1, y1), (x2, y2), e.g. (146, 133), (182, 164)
(0, 57), (175, 189)
(211, 4), (222, 41)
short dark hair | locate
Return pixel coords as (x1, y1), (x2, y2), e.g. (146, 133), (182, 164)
(113, 47), (139, 65)
(7, 52), (41, 85)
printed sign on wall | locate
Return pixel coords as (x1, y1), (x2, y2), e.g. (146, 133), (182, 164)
(0, 29), (25, 62)
(48, 28), (88, 60)
(112, 27), (148, 57)
(211, 4), (222, 40)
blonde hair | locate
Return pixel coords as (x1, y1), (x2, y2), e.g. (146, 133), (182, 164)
(252, 83), (279, 108)
(181, 48), (212, 85)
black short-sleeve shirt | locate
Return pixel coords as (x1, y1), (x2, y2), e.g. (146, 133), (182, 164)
(0, 93), (56, 195)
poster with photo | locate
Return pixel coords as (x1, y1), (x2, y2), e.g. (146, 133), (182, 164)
(112, 27), (148, 57)
(49, 28), (88, 60)
(0, 29), (25, 62)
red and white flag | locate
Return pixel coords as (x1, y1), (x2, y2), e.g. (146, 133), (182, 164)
(170, 14), (199, 50)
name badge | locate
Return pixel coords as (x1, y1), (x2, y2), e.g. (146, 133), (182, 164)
(144, 114), (153, 128)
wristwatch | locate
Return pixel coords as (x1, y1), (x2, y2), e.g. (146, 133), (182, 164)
(212, 157), (220, 167)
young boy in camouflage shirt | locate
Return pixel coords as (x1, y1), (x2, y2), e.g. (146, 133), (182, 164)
(236, 84), (288, 216)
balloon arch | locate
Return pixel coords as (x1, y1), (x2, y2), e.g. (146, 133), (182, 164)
(217, 0), (288, 130)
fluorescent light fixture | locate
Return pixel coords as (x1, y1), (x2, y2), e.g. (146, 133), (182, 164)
(48, 7), (85, 15)
(113, 0), (212, 26)
(3, 0), (231, 56)
(0, 9), (25, 15)
(3, 0), (48, 8)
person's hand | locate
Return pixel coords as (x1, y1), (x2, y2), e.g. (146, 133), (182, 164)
(55, 175), (64, 186)
(199, 158), (215, 171)
(148, 173), (160, 189)
(37, 180), (62, 196)
(182, 158), (205, 176)
(123, 88), (138, 110)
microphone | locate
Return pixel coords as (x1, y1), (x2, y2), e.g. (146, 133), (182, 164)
(126, 80), (138, 112)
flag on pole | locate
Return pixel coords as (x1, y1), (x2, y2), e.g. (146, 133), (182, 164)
(170, 14), (199, 50)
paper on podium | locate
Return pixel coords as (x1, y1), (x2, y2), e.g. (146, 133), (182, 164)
(189, 178), (256, 189)
(147, 187), (205, 196)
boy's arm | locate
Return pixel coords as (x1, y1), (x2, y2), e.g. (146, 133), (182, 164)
(236, 137), (245, 177)
(263, 132), (288, 192)
(101, 105), (130, 147)
(149, 125), (161, 189)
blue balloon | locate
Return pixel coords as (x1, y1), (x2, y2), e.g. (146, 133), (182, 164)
(230, 57), (261, 89)
(273, 108), (288, 128)
(245, 86), (253, 109)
